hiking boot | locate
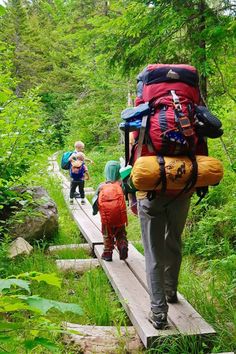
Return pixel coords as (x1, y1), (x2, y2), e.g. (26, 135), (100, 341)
(166, 290), (178, 304)
(148, 311), (168, 330)
(81, 199), (85, 205)
(101, 251), (113, 262)
(69, 198), (74, 204)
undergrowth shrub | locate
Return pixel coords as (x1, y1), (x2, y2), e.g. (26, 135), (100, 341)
(0, 272), (82, 352)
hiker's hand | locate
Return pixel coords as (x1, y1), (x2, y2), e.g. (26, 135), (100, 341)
(70, 153), (77, 161)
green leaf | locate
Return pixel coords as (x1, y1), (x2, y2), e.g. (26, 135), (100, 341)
(0, 335), (12, 342)
(32, 273), (61, 288)
(0, 5), (5, 16)
(24, 337), (59, 352)
(0, 91), (10, 103)
(0, 322), (22, 330)
(21, 295), (83, 315)
(231, 161), (236, 172)
(0, 279), (30, 293)
(0, 297), (29, 312)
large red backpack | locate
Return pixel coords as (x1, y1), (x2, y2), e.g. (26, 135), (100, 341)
(98, 182), (128, 231)
(119, 64), (210, 200)
(130, 64), (207, 163)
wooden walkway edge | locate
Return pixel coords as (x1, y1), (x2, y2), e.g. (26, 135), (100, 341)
(49, 155), (216, 348)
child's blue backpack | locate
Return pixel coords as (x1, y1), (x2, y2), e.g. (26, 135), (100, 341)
(61, 151), (73, 170)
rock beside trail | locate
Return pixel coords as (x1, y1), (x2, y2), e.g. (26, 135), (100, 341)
(9, 186), (58, 242)
(9, 237), (33, 258)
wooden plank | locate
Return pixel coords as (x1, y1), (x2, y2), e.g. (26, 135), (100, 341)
(61, 186), (103, 247)
(126, 244), (216, 336)
(63, 323), (143, 353)
(56, 259), (100, 273)
(72, 208), (103, 247)
(74, 196), (102, 228)
(94, 244), (177, 348)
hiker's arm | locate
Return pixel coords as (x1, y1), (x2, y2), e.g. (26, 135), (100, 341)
(85, 156), (94, 164)
(92, 185), (101, 215)
(84, 171), (90, 180)
(69, 153), (77, 162)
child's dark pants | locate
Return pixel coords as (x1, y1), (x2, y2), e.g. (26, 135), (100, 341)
(103, 225), (128, 257)
(70, 180), (85, 199)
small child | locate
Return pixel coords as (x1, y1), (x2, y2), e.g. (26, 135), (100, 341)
(69, 152), (89, 204)
(92, 161), (128, 262)
(74, 141), (93, 164)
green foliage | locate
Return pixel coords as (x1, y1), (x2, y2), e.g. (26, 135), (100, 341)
(0, 42), (46, 233)
(87, 145), (124, 187)
(179, 256), (236, 353)
(76, 268), (128, 326)
(184, 103), (236, 260)
(51, 248), (91, 260)
(40, 92), (73, 146)
(0, 272), (83, 352)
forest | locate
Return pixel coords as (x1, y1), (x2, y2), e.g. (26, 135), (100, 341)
(0, 0), (235, 353)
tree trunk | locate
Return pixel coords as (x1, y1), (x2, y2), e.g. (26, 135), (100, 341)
(198, 0), (207, 102)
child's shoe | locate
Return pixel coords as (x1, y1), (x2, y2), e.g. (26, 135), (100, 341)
(69, 198), (74, 204)
(81, 199), (85, 205)
(117, 240), (128, 260)
(101, 251), (113, 261)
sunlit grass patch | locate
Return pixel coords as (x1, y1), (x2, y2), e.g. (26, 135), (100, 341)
(179, 256), (236, 353)
(50, 247), (91, 260)
(75, 268), (129, 327)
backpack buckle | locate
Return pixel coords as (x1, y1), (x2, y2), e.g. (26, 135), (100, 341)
(178, 116), (194, 137)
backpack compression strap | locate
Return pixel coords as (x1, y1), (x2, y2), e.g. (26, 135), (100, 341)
(171, 90), (194, 138)
(125, 123), (130, 166)
(147, 154), (198, 203)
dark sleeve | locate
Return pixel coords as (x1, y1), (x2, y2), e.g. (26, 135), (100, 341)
(92, 184), (103, 215)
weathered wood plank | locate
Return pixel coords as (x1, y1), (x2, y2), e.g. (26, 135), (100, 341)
(74, 196), (102, 227)
(60, 186), (103, 247)
(126, 244), (216, 336)
(72, 208), (103, 247)
(94, 244), (177, 348)
(56, 259), (100, 273)
(63, 323), (143, 353)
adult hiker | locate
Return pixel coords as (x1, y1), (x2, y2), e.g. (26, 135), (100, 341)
(121, 64), (210, 330)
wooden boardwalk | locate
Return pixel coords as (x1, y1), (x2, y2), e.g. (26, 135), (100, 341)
(49, 156), (216, 348)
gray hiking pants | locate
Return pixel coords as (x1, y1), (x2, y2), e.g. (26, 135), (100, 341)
(138, 195), (191, 314)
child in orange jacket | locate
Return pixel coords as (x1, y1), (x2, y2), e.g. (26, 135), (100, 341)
(92, 161), (128, 262)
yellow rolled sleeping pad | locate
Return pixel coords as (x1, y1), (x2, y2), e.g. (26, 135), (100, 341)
(131, 155), (224, 191)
